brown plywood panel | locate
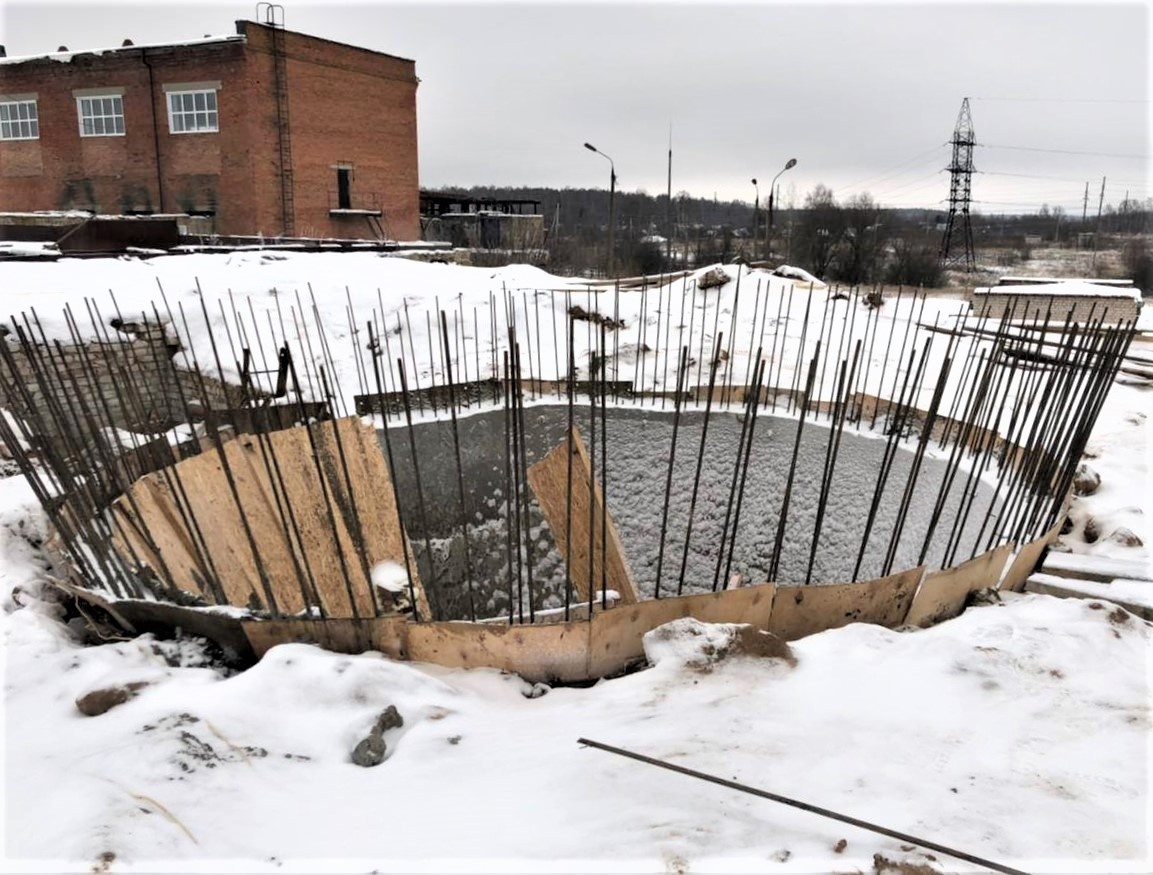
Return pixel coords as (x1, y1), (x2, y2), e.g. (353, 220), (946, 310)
(320, 419), (429, 620)
(242, 616), (408, 660)
(249, 424), (367, 618)
(114, 465), (261, 608)
(526, 426), (638, 604)
(767, 566), (924, 642)
(111, 476), (206, 599)
(405, 620), (592, 684)
(1000, 517), (1067, 593)
(109, 417), (419, 620)
(904, 544), (1013, 628)
(587, 583), (777, 678)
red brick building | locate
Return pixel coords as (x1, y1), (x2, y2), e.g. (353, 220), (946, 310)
(0, 21), (420, 240)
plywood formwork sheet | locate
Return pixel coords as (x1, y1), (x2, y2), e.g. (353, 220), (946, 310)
(999, 514), (1067, 594)
(242, 616), (408, 660)
(526, 426), (638, 605)
(904, 544), (1012, 628)
(767, 566), (924, 641)
(405, 620), (592, 684)
(110, 417), (425, 619)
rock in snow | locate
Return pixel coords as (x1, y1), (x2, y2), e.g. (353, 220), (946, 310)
(350, 704), (404, 767)
(75, 681), (151, 717)
(1073, 463), (1101, 496)
(1108, 527), (1143, 548)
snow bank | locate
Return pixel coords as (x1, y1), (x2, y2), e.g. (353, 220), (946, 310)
(3, 583), (1149, 872)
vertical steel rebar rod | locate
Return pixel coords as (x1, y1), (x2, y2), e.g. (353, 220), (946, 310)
(440, 311), (477, 622)
(769, 351), (820, 583)
(721, 356), (767, 588)
(870, 286), (903, 430)
(805, 340), (862, 583)
(397, 358), (439, 620)
(677, 334), (724, 596)
(712, 346), (762, 591)
(367, 326), (419, 618)
(654, 346), (689, 599)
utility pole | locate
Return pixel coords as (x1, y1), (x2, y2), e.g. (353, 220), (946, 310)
(1081, 181), (1089, 224)
(666, 124), (673, 266)
(1092, 176), (1106, 270)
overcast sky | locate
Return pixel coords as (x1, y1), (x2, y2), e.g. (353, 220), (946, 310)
(1, 1), (1148, 215)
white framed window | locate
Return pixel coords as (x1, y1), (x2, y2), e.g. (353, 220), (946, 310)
(77, 95), (125, 137)
(167, 89), (218, 134)
(0, 99), (39, 140)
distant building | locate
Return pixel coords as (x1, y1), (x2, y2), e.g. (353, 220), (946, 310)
(0, 20), (420, 240)
(969, 277), (1143, 324)
(419, 192), (543, 251)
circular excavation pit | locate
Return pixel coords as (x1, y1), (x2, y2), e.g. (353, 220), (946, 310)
(0, 273), (1131, 682)
(390, 402), (1005, 624)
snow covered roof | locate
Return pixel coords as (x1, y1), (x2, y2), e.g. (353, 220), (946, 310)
(975, 281), (1142, 301)
(0, 34), (244, 66)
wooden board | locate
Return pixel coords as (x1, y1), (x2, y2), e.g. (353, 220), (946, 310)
(526, 426), (638, 604)
(242, 616), (408, 660)
(904, 544), (1012, 628)
(587, 583), (776, 678)
(109, 417), (422, 619)
(767, 566), (924, 641)
(999, 495), (1071, 593)
(405, 619), (592, 684)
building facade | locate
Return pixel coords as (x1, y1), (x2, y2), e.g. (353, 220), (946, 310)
(0, 21), (419, 240)
(969, 279), (1143, 324)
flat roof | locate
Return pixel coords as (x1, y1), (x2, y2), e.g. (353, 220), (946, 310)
(0, 21), (415, 68)
(0, 34), (244, 66)
(975, 281), (1142, 301)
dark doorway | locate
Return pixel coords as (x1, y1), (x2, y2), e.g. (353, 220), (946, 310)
(337, 168), (351, 209)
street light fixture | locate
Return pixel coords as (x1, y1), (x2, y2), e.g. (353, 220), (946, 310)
(584, 141), (617, 278)
(767, 157), (797, 261)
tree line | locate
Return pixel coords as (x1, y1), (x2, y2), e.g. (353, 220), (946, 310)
(428, 184), (1151, 288)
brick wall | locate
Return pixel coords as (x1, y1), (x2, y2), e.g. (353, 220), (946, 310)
(0, 323), (248, 472)
(240, 22), (420, 240)
(1, 22), (419, 240)
(0, 41), (250, 228)
(970, 292), (1141, 324)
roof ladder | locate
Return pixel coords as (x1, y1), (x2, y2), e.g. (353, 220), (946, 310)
(260, 4), (294, 236)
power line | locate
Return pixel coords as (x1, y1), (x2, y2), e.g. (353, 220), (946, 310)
(982, 143), (1146, 160)
(982, 170), (1150, 187)
(972, 96), (1149, 104)
(833, 143), (947, 194)
(872, 172), (947, 200)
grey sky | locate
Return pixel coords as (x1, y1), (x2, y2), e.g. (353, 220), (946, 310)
(1, 1), (1148, 215)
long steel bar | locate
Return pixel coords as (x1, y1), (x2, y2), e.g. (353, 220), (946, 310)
(576, 738), (1030, 875)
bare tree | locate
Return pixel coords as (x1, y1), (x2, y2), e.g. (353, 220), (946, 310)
(834, 192), (885, 284)
(796, 184), (843, 277)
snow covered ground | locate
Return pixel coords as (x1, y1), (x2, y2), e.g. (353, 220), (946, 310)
(2, 254), (1150, 872)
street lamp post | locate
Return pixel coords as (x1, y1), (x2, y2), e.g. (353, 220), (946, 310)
(767, 157), (797, 258)
(584, 142), (616, 278)
(750, 178), (759, 262)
